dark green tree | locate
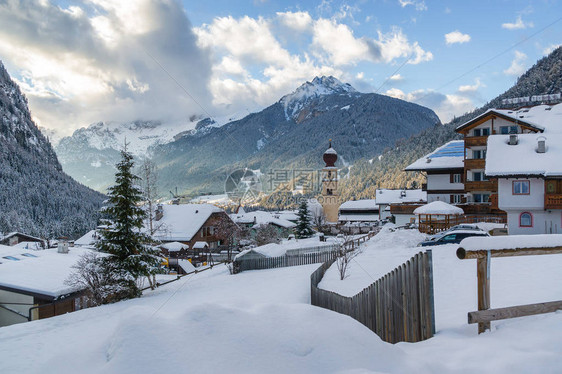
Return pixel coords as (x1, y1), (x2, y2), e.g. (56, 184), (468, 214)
(96, 148), (161, 300)
(294, 201), (314, 239)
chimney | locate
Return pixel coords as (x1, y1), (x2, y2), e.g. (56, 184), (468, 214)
(537, 137), (546, 153)
(57, 237), (69, 254)
(509, 134), (518, 145)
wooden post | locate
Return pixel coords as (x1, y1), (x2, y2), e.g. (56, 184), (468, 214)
(476, 250), (491, 333)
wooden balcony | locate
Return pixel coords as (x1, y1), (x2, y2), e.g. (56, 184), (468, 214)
(464, 158), (486, 170)
(465, 180), (497, 192)
(465, 136), (488, 147)
(545, 194), (562, 209)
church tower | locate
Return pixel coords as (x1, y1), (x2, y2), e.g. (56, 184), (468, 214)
(321, 140), (340, 223)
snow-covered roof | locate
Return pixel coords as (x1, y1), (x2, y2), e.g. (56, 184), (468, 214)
(413, 201), (464, 215)
(339, 199), (378, 211)
(12, 241), (44, 250)
(160, 241), (188, 252)
(230, 210), (296, 229)
(456, 108), (543, 133)
(152, 204), (224, 242)
(325, 147), (337, 155)
(486, 134), (562, 177)
(193, 241), (209, 249)
(405, 140), (465, 171)
(177, 259), (196, 273)
(375, 189), (427, 205)
(459, 233), (562, 251)
(339, 214), (379, 222)
(0, 245), (96, 298)
(235, 236), (337, 260)
(74, 229), (99, 247)
(1, 231), (43, 243)
(494, 104), (562, 133)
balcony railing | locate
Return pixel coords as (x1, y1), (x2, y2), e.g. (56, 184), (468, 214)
(464, 158), (486, 169)
(489, 194), (499, 210)
(545, 194), (562, 209)
(465, 180), (498, 192)
(465, 136), (488, 147)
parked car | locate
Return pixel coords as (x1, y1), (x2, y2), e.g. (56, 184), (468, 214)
(426, 224), (484, 241)
(418, 230), (490, 246)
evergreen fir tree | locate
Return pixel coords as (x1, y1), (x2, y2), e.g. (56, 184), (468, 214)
(294, 201), (314, 239)
(96, 147), (160, 300)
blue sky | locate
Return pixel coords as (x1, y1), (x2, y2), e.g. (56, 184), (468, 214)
(0, 0), (560, 136)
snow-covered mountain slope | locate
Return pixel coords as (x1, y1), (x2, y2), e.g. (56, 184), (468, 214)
(280, 76), (359, 121)
(0, 61), (104, 238)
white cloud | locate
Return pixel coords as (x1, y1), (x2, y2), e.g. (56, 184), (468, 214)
(445, 31), (471, 45)
(458, 78), (484, 93)
(389, 74), (403, 81)
(385, 88), (475, 123)
(502, 15), (533, 30)
(0, 0), (213, 136)
(543, 44), (561, 56)
(276, 11), (313, 32)
(504, 51), (527, 76)
(398, 0), (427, 11)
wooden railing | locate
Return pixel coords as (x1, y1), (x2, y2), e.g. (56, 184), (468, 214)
(464, 158), (486, 169)
(464, 136), (488, 147)
(489, 194), (498, 209)
(457, 245), (562, 333)
(464, 180), (497, 192)
(545, 194), (562, 209)
(311, 251), (435, 343)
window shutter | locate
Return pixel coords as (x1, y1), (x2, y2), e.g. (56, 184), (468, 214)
(450, 174), (454, 183)
(460, 173), (464, 183)
(450, 194), (454, 203)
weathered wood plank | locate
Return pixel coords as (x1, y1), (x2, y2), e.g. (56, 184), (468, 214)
(457, 246), (562, 260)
(476, 251), (491, 333)
(468, 300), (562, 324)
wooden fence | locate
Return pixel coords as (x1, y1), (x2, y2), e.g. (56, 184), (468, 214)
(457, 245), (562, 333)
(234, 251), (337, 273)
(233, 231), (379, 274)
(311, 250), (435, 344)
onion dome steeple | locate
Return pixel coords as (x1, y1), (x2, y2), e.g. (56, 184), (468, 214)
(323, 139), (338, 167)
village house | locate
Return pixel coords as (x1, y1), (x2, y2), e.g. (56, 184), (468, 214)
(405, 140), (465, 204)
(152, 203), (238, 261)
(0, 244), (92, 327)
(375, 189), (426, 225)
(338, 199), (379, 226)
(0, 232), (45, 248)
(486, 133), (562, 235)
(230, 210), (296, 237)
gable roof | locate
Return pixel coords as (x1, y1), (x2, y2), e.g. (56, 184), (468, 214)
(339, 199), (378, 211)
(230, 210), (296, 229)
(413, 201), (464, 215)
(455, 109), (544, 133)
(486, 133), (562, 177)
(152, 204), (224, 242)
(405, 140), (465, 171)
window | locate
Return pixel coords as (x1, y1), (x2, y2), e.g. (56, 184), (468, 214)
(2, 256), (20, 261)
(21, 253), (38, 258)
(472, 150), (486, 159)
(500, 126), (518, 134)
(473, 129), (481, 137)
(200, 226), (215, 237)
(326, 188), (333, 195)
(473, 193), (491, 203)
(482, 128), (490, 136)
(520, 212), (533, 227)
(473, 172), (487, 182)
(450, 194), (462, 204)
(513, 180), (530, 195)
(442, 234), (456, 242)
(453, 174), (462, 183)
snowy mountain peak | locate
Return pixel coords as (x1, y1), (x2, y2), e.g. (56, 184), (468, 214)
(280, 76), (358, 121)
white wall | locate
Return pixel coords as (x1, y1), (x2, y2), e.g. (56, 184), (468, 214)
(0, 290), (32, 327)
(427, 174), (464, 190)
(507, 210), (562, 235)
(394, 214), (416, 226)
(498, 178), (544, 210)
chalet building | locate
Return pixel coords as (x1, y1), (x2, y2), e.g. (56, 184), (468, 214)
(0, 232), (45, 248)
(375, 189), (426, 224)
(454, 106), (556, 208)
(230, 210), (296, 237)
(0, 245), (92, 327)
(405, 141), (465, 204)
(152, 203), (238, 261)
(338, 200), (379, 224)
(486, 133), (562, 235)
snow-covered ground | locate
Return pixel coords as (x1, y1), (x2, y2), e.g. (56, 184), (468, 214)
(1, 227), (562, 373)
